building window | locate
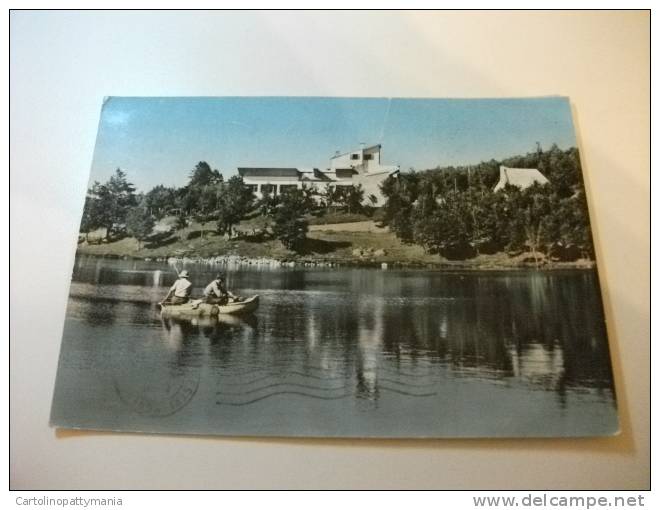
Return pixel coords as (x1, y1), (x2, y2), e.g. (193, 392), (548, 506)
(363, 154), (373, 160)
(246, 184), (258, 193)
(351, 153), (360, 160)
(280, 184), (298, 193)
(260, 184), (275, 195)
(336, 168), (355, 179)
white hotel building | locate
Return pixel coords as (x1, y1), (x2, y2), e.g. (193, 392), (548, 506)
(238, 144), (400, 206)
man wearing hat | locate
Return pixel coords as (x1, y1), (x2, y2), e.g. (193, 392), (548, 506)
(203, 273), (238, 305)
(164, 270), (193, 305)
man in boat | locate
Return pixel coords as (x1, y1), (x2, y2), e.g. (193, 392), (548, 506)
(203, 273), (238, 305)
(164, 270), (193, 305)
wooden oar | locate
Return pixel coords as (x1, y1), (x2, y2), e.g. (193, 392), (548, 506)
(160, 259), (183, 304)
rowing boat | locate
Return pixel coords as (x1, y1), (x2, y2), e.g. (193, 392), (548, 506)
(160, 295), (259, 316)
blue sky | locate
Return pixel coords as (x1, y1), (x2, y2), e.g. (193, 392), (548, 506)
(91, 96), (577, 192)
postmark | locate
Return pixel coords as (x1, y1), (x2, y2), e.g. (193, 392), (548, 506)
(111, 316), (203, 418)
(113, 368), (201, 418)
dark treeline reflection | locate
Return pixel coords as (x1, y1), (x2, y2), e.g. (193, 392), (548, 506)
(68, 257), (615, 406)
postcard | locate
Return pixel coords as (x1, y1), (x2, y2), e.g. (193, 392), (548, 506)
(50, 97), (618, 437)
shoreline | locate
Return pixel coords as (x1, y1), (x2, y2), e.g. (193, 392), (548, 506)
(76, 220), (596, 272)
(75, 250), (596, 272)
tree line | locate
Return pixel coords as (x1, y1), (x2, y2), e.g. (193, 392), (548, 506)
(80, 145), (594, 260)
(380, 144), (594, 261)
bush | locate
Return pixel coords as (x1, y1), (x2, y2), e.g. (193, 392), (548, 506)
(272, 217), (309, 251)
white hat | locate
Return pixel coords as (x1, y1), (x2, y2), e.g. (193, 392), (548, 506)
(179, 270), (189, 278)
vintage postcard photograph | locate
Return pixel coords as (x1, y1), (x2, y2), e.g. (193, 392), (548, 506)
(50, 97), (618, 437)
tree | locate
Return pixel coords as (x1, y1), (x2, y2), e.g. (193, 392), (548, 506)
(473, 188), (511, 253)
(81, 169), (137, 240)
(271, 189), (309, 251)
(299, 184), (318, 211)
(216, 175), (254, 236)
(144, 185), (177, 219)
(82, 182), (110, 237)
(257, 192), (279, 217)
(320, 184), (365, 214)
(504, 182), (555, 265)
(175, 185), (197, 217)
(566, 189), (594, 259)
(412, 189), (476, 259)
(125, 207), (155, 250)
(319, 184), (334, 211)
(379, 146), (593, 262)
(79, 190), (105, 242)
(189, 161), (223, 187)
(544, 188), (594, 260)
(380, 172), (420, 242)
(341, 184), (365, 214)
(105, 169), (138, 234)
(194, 183), (222, 242)
(176, 162), (224, 218)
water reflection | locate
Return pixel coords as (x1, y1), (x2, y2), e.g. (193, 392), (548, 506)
(54, 256), (617, 435)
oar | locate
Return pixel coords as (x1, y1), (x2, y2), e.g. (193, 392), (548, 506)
(160, 259), (183, 305)
(171, 258), (183, 277)
(159, 289), (173, 307)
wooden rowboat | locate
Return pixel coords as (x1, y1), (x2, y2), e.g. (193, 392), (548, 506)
(160, 295), (259, 317)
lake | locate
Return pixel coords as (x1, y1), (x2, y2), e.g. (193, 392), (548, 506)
(50, 255), (618, 437)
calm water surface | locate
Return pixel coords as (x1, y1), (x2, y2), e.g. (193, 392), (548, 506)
(50, 256), (618, 437)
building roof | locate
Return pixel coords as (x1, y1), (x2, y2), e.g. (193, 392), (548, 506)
(238, 167), (300, 178)
(330, 144), (381, 160)
(362, 144), (381, 154)
(313, 168), (333, 181)
(359, 167), (400, 177)
(493, 166), (549, 192)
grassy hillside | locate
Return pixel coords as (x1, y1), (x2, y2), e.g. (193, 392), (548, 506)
(77, 217), (594, 269)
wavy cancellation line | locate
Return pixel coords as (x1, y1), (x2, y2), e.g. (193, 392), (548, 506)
(216, 390), (355, 406)
(219, 377), (441, 393)
(219, 370), (443, 388)
(377, 377), (439, 388)
(377, 386), (437, 398)
(377, 365), (439, 378)
(215, 383), (438, 406)
(219, 373), (285, 386)
(216, 365), (444, 387)
(218, 362), (441, 380)
(217, 363), (345, 376)
(219, 369), (348, 384)
(216, 381), (349, 396)
(314, 361), (440, 379)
